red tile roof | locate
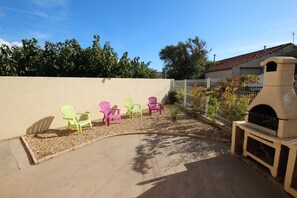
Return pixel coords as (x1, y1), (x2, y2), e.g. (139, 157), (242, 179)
(206, 43), (293, 72)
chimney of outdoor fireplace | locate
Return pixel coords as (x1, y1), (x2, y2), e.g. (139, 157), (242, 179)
(260, 57), (296, 87)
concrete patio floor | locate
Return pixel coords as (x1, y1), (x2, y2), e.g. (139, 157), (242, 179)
(0, 134), (290, 198)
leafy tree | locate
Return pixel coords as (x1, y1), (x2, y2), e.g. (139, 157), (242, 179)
(280, 44), (297, 58)
(0, 35), (156, 78)
(12, 38), (43, 76)
(131, 57), (156, 78)
(160, 36), (209, 80)
(113, 52), (133, 78)
(0, 44), (17, 76)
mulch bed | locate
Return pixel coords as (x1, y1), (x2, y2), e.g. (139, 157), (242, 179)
(25, 105), (231, 162)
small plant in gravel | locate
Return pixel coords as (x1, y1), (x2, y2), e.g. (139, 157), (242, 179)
(170, 106), (179, 123)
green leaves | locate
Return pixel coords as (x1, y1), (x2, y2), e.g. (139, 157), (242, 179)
(207, 96), (219, 122)
(160, 36), (209, 80)
(211, 74), (259, 125)
(0, 35), (156, 78)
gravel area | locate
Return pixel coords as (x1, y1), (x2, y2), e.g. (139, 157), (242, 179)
(25, 105), (231, 160)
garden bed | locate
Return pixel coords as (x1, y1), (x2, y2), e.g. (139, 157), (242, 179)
(24, 105), (231, 163)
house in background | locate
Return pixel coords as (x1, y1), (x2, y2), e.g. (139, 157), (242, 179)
(205, 43), (295, 78)
(155, 71), (166, 78)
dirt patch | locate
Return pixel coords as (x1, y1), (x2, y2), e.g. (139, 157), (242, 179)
(25, 105), (231, 161)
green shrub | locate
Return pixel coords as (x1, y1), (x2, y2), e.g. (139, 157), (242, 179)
(176, 89), (184, 103)
(207, 96), (219, 122)
(209, 74), (258, 125)
(219, 93), (251, 125)
(167, 90), (177, 104)
(190, 84), (206, 115)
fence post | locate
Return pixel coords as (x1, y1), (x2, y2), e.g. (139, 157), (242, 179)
(205, 78), (211, 115)
(183, 79), (187, 107)
(171, 79), (175, 91)
(207, 77), (210, 89)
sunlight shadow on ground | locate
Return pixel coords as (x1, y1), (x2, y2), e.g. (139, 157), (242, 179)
(136, 154), (289, 198)
(132, 135), (227, 175)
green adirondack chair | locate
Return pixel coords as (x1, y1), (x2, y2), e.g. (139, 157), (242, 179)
(60, 105), (92, 135)
(124, 98), (142, 118)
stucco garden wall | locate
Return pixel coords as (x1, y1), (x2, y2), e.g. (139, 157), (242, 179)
(0, 77), (172, 140)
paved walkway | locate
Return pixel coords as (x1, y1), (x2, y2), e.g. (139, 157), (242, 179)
(0, 135), (290, 198)
(0, 138), (31, 177)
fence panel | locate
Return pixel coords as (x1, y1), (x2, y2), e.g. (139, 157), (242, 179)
(173, 77), (263, 117)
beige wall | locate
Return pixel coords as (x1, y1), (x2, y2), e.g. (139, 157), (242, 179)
(205, 69), (232, 78)
(239, 68), (262, 75)
(0, 77), (172, 140)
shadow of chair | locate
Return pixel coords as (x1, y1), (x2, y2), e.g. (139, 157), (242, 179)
(26, 116), (55, 135)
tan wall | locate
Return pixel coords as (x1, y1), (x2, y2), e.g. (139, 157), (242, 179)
(205, 69), (232, 78)
(0, 77), (172, 140)
(239, 68), (262, 75)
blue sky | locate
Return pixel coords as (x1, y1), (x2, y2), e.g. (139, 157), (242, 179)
(0, 0), (296, 71)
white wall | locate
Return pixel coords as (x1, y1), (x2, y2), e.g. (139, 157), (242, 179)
(0, 77), (172, 140)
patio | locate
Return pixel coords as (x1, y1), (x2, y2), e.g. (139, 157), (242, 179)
(0, 134), (289, 197)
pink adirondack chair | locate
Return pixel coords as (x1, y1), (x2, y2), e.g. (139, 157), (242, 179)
(99, 101), (122, 126)
(147, 96), (163, 115)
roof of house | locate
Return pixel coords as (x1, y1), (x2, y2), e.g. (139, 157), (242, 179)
(206, 43), (293, 73)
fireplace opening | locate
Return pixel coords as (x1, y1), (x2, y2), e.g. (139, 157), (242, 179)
(248, 104), (278, 131)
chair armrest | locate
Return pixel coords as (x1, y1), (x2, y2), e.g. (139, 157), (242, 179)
(158, 103), (163, 109)
(111, 108), (121, 114)
(133, 104), (141, 109)
(99, 110), (107, 115)
(63, 117), (75, 120)
(76, 112), (90, 115)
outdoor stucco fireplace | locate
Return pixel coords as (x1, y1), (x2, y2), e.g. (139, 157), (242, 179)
(231, 56), (297, 197)
(245, 56), (297, 138)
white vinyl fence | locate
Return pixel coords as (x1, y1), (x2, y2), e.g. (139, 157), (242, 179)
(173, 78), (263, 112)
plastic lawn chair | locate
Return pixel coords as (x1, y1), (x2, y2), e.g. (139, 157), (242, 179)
(99, 101), (122, 126)
(60, 105), (92, 135)
(147, 96), (163, 115)
(124, 98), (142, 118)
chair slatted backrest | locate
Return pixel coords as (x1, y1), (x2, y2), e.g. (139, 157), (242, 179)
(99, 101), (111, 114)
(148, 97), (158, 108)
(60, 105), (76, 119)
(124, 98), (133, 110)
